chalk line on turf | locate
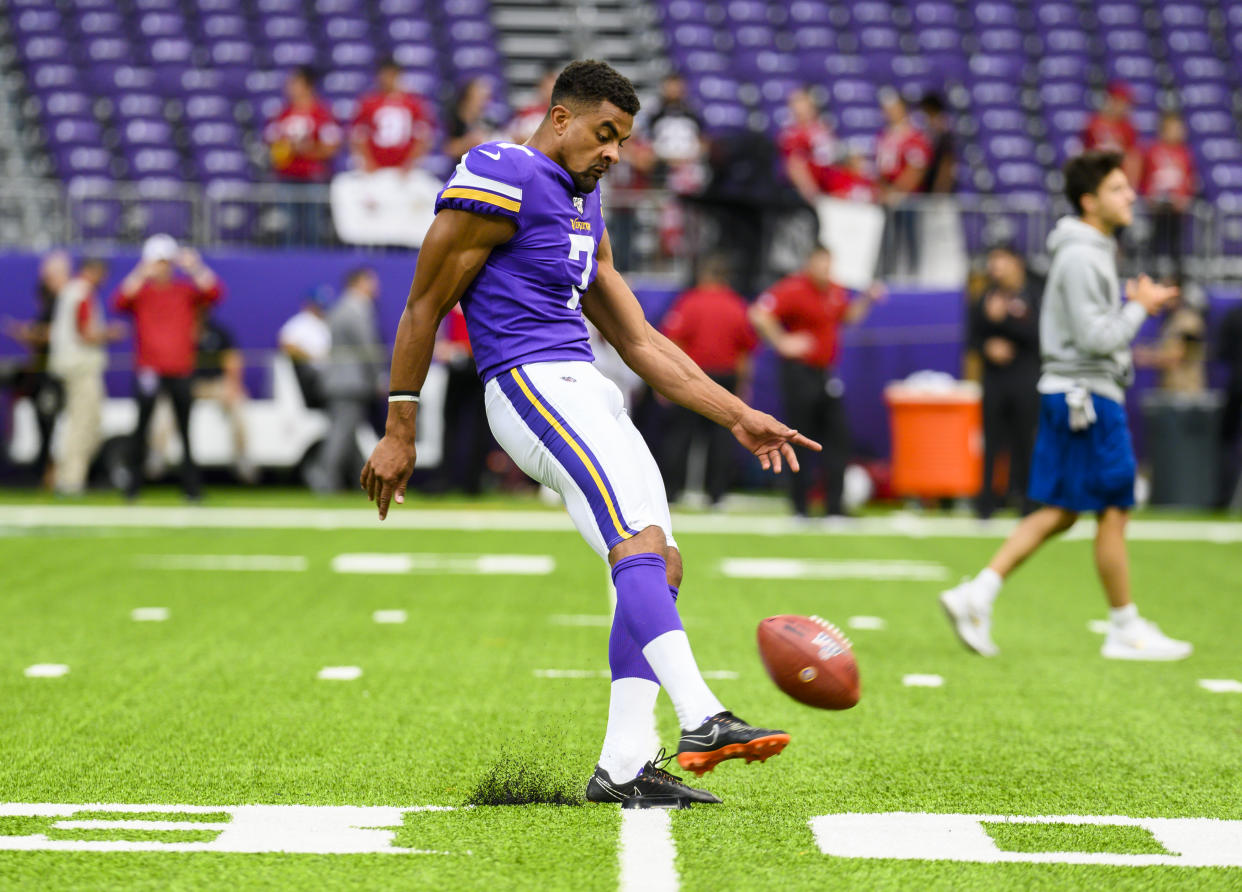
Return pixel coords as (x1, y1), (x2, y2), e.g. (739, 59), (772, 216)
(902, 674), (944, 687)
(317, 666), (362, 681)
(131, 607), (169, 622)
(721, 558), (948, 581)
(619, 808), (679, 892)
(331, 553), (555, 575)
(23, 663), (69, 678)
(1198, 679), (1242, 693)
(135, 554), (308, 572)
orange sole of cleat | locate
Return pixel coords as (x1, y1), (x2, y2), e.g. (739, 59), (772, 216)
(676, 733), (791, 777)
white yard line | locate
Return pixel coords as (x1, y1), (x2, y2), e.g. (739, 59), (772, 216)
(316, 666), (362, 681)
(331, 553), (555, 575)
(372, 610), (408, 624)
(3, 505), (1239, 542)
(848, 615), (887, 630)
(549, 614), (613, 627)
(23, 664), (69, 678)
(135, 555), (308, 572)
(619, 808), (679, 892)
(1199, 679), (1242, 693)
(131, 607), (169, 622)
(721, 558), (948, 581)
(902, 674), (944, 688)
(534, 669), (738, 680)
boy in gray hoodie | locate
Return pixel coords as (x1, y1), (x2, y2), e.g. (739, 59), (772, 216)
(941, 151), (1191, 661)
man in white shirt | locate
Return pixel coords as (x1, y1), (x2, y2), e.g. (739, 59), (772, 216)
(278, 286), (332, 408)
(48, 258), (122, 494)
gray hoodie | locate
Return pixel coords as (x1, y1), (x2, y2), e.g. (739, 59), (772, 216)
(1037, 215), (1149, 403)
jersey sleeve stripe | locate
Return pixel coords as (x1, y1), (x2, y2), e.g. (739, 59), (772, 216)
(449, 164), (525, 200)
(439, 188), (521, 213)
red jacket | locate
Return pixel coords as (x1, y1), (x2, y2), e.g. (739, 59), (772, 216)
(265, 101), (341, 182)
(661, 284), (757, 375)
(113, 277), (222, 376)
(351, 91), (434, 169)
(757, 273), (851, 369)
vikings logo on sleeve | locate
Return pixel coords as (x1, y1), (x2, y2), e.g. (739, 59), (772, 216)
(434, 141), (606, 383)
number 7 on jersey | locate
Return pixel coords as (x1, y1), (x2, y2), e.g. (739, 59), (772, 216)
(566, 233), (596, 310)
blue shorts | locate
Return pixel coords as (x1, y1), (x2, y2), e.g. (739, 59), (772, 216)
(1028, 391), (1136, 512)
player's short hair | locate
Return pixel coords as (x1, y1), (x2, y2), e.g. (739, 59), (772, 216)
(377, 56), (399, 73)
(920, 92), (946, 115)
(292, 65), (318, 88)
(1064, 150), (1125, 215)
(551, 60), (640, 117)
(696, 253), (732, 282)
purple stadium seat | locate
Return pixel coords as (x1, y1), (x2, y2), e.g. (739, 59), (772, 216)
(726, 0), (771, 24)
(1035, 4), (1080, 28)
(27, 64), (80, 92)
(700, 101), (748, 132)
(136, 180), (194, 240)
(68, 181), (123, 241)
(1039, 82), (1088, 109)
(971, 81), (1021, 108)
(201, 15), (248, 40)
(40, 91), (93, 119)
(22, 35), (71, 63)
(977, 28), (1024, 55)
(830, 77), (877, 107)
(133, 0), (182, 10)
(150, 38), (195, 71)
(994, 161), (1046, 193)
(1096, 3), (1142, 27)
(1167, 29), (1212, 56)
(209, 40), (256, 70)
(985, 134), (1037, 161)
(329, 42), (377, 71)
(77, 11), (125, 37)
(972, 53), (1025, 81)
(388, 19), (435, 44)
(263, 16), (311, 42)
(677, 49), (731, 73)
(122, 118), (175, 148)
(380, 0), (427, 15)
(197, 0), (244, 10)
(1171, 55), (1228, 83)
(980, 107), (1029, 134)
(1187, 110), (1236, 137)
(184, 94), (234, 123)
(51, 118), (102, 147)
(735, 25), (778, 50)
(198, 149), (251, 180)
(1107, 55), (1158, 84)
(13, 8), (61, 36)
(1102, 29), (1148, 55)
(442, 0), (490, 17)
(917, 28), (962, 55)
(837, 105), (884, 134)
(793, 25), (836, 51)
(788, 0), (831, 25)
(321, 17), (372, 43)
(84, 36), (131, 66)
(1179, 82), (1230, 110)
(189, 121), (241, 148)
(127, 147), (182, 179)
(673, 23), (718, 50)
(139, 13), (185, 39)
(1161, 4), (1207, 28)
(391, 43), (439, 71)
(117, 93), (166, 119)
(55, 146), (112, 180)
(972, 1), (1019, 28)
(256, 0), (303, 14)
(270, 41), (318, 68)
(915, 2), (957, 27)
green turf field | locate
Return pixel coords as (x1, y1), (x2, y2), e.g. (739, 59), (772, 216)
(1, 494), (1240, 890)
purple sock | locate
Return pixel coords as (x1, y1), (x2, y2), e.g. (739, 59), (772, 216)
(609, 577), (681, 683)
(611, 554), (684, 647)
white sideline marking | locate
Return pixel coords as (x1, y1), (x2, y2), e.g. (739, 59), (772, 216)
(5, 505), (1240, 543)
(331, 553), (555, 575)
(317, 666), (362, 681)
(135, 555), (308, 572)
(902, 674), (944, 688)
(0, 803), (457, 854)
(131, 607), (169, 622)
(1199, 679), (1242, 693)
(809, 812), (1242, 867)
(549, 614), (612, 627)
(1087, 620), (1110, 635)
(848, 616), (887, 631)
(721, 558), (948, 581)
(372, 610), (408, 624)
(619, 809), (679, 892)
(23, 664), (69, 678)
(534, 669), (738, 680)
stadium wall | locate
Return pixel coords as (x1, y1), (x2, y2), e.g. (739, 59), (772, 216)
(1, 251), (1238, 463)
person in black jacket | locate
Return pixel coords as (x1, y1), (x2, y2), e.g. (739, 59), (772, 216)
(1218, 301), (1242, 510)
(969, 244), (1042, 518)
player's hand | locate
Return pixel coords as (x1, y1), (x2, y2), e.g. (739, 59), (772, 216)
(1126, 275), (1179, 315)
(360, 434), (416, 520)
(729, 408), (822, 475)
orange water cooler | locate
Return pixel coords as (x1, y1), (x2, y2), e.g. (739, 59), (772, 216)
(884, 382), (983, 499)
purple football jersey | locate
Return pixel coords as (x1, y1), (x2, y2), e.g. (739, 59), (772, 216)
(435, 141), (605, 381)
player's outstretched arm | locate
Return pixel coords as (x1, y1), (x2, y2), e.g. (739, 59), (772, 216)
(584, 232), (821, 474)
(361, 209), (516, 519)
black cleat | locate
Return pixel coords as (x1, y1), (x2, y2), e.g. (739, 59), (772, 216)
(676, 711), (790, 776)
(586, 749), (723, 805)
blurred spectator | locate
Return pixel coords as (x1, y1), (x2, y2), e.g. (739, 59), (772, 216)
(919, 93), (957, 194)
(1082, 82), (1141, 184)
(1141, 111), (1197, 278)
(3, 250), (70, 486)
(968, 244), (1041, 519)
(1135, 279), (1207, 394)
(266, 67), (342, 182)
(350, 58), (435, 173)
(507, 65), (557, 145)
(778, 87), (841, 204)
(659, 255), (757, 506)
(445, 78), (497, 160)
(278, 285), (332, 409)
(432, 305), (491, 495)
(876, 89), (931, 275)
(194, 314), (256, 483)
(645, 74), (707, 193)
(1218, 301), (1242, 510)
(307, 267), (385, 492)
(265, 66), (341, 245)
(750, 245), (881, 517)
(47, 258), (122, 494)
(113, 235), (222, 501)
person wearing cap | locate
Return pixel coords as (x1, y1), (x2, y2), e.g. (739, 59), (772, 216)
(112, 234), (223, 500)
(1083, 82), (1141, 185)
(278, 285), (333, 408)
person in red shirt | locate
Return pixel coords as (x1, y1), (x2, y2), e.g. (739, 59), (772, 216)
(875, 89), (932, 275)
(1141, 110), (1197, 277)
(506, 65), (557, 145)
(659, 255), (758, 505)
(778, 87), (843, 204)
(265, 67), (341, 245)
(1083, 82), (1141, 185)
(750, 245), (881, 517)
(112, 234), (223, 500)
(351, 58), (435, 172)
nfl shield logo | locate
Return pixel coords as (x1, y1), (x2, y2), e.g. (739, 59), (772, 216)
(572, 197), (584, 214)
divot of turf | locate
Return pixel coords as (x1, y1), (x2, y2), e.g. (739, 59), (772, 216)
(466, 751), (584, 807)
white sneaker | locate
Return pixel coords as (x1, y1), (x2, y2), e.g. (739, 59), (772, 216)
(939, 580), (999, 657)
(1101, 618), (1193, 661)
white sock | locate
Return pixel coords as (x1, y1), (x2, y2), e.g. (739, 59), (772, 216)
(1110, 603), (1139, 627)
(641, 630), (726, 731)
(974, 568), (1003, 605)
(598, 678), (660, 781)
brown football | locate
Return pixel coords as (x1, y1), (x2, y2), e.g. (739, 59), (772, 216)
(757, 614), (860, 710)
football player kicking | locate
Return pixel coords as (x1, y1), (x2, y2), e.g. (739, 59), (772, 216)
(941, 151), (1192, 661)
(361, 61), (821, 805)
